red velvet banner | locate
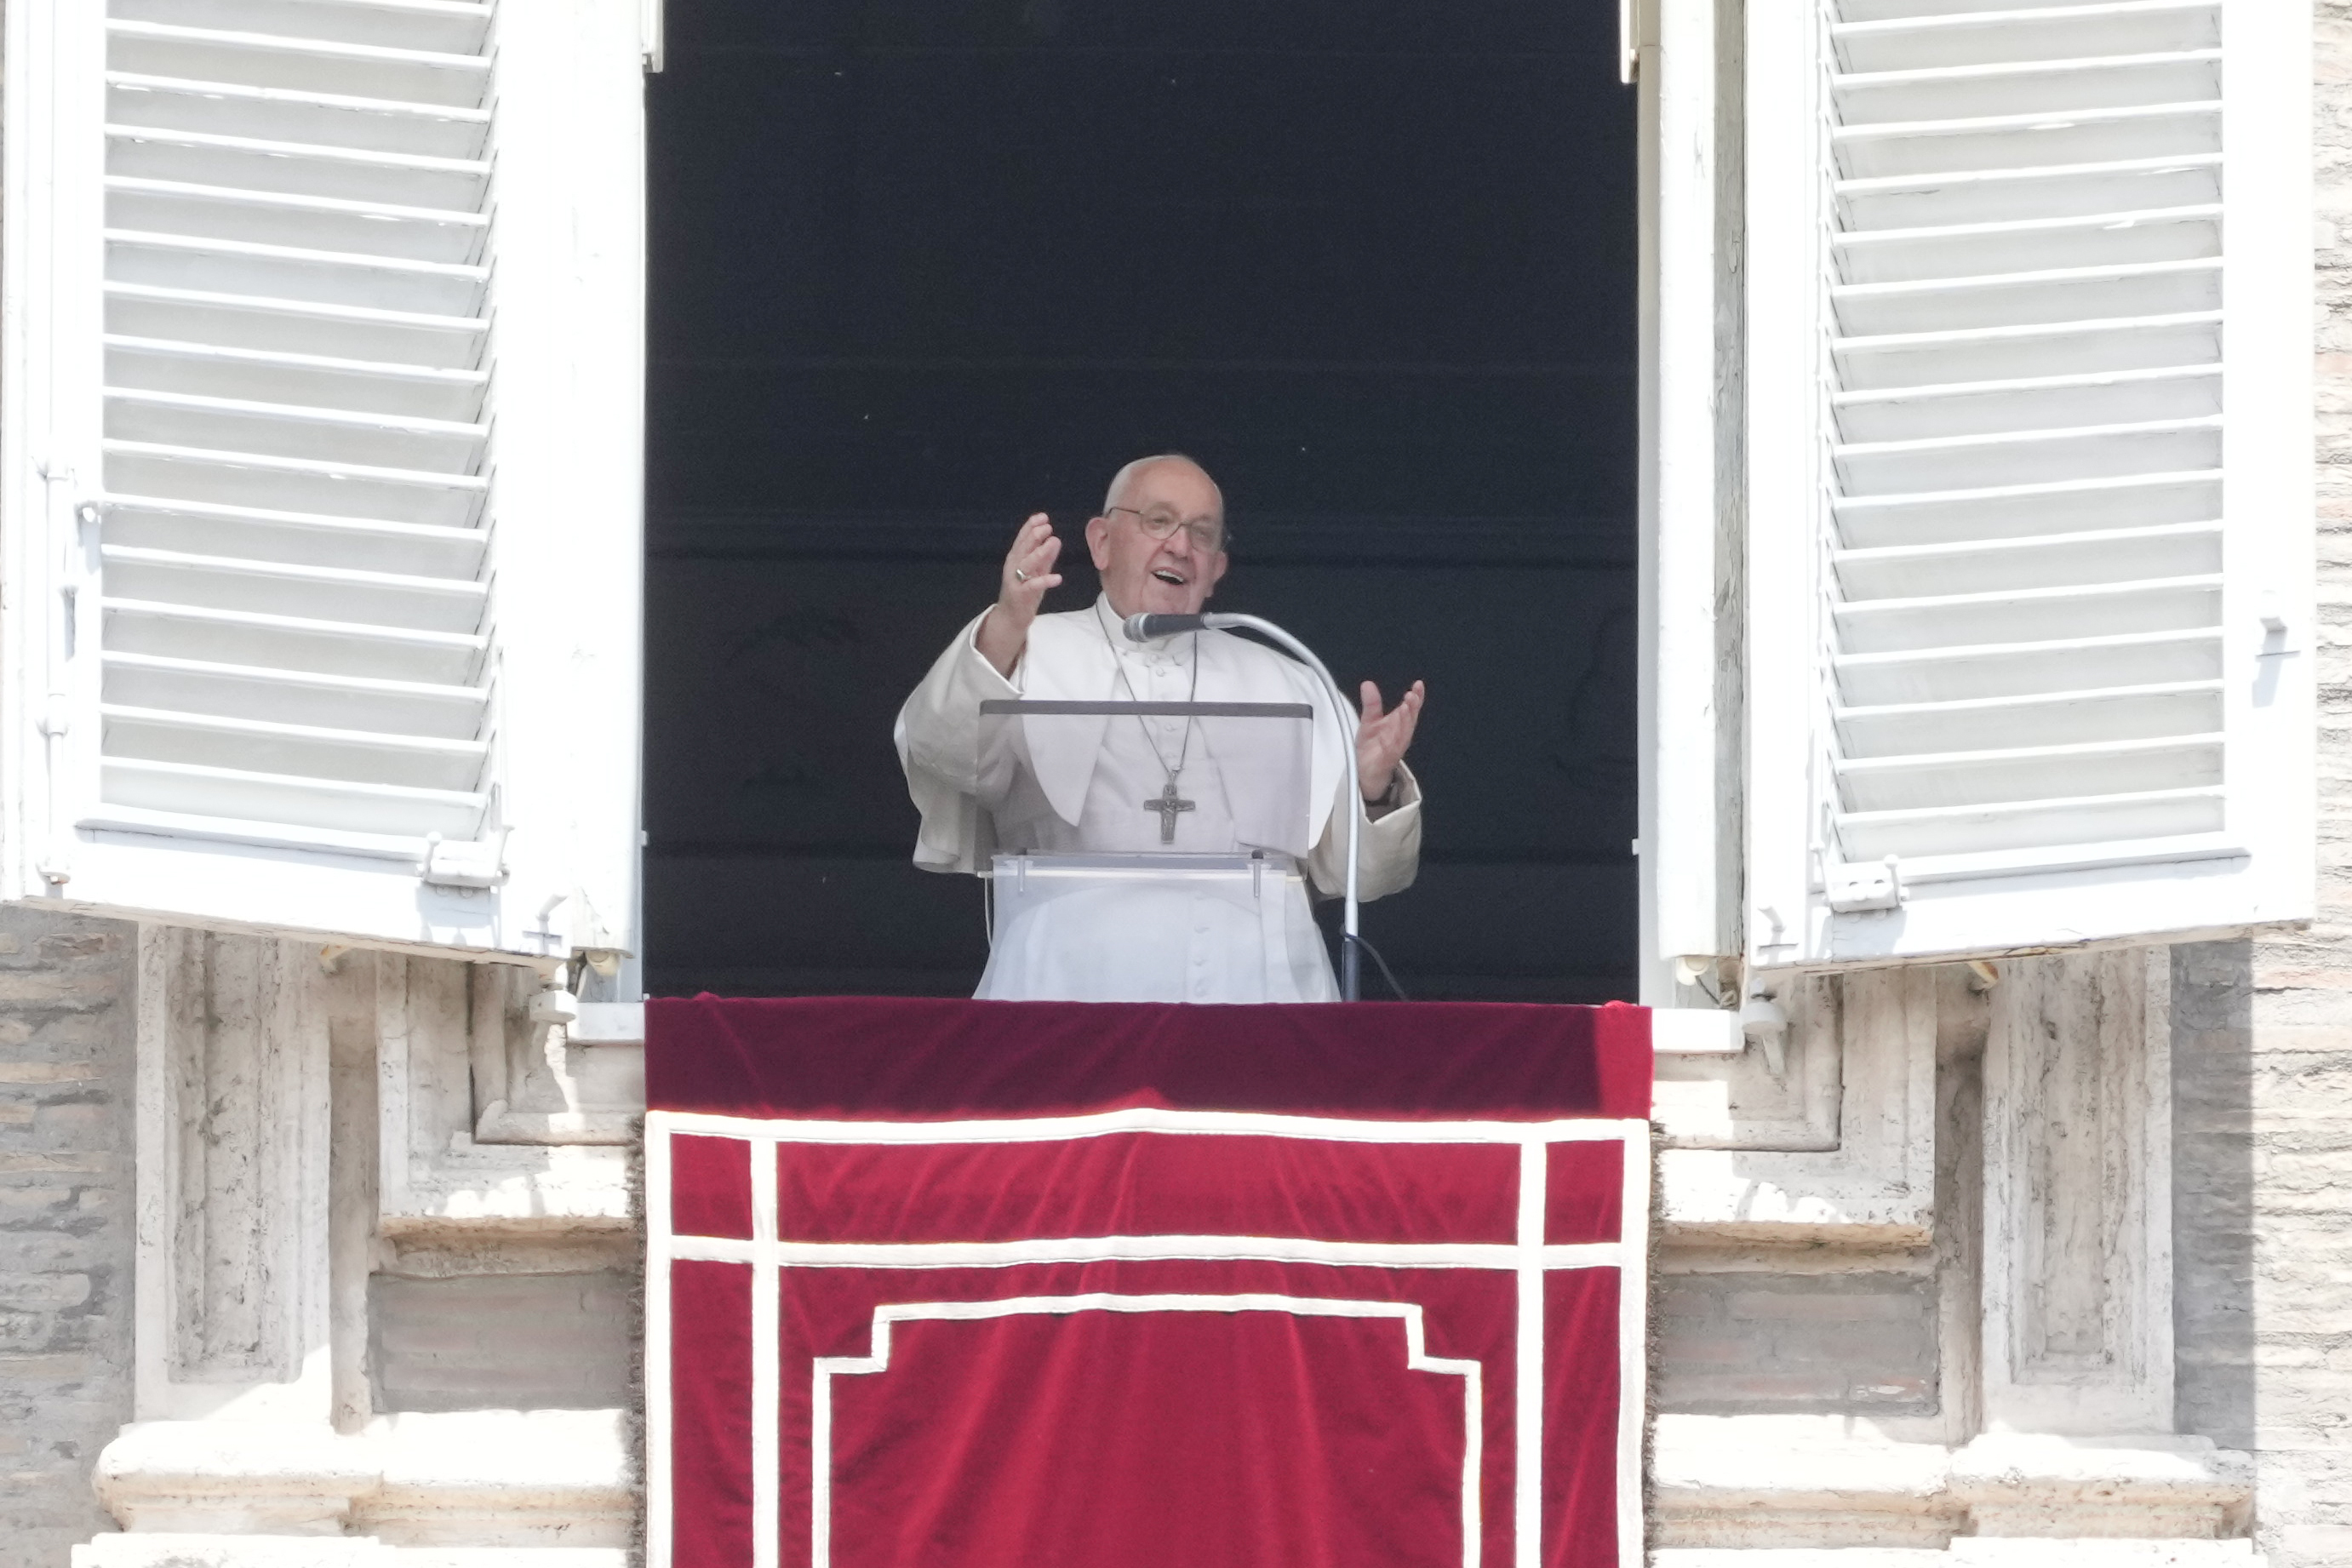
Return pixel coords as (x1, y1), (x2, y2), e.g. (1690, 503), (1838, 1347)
(649, 998), (1651, 1568)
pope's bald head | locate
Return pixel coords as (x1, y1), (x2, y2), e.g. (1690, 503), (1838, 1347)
(1103, 454), (1222, 519)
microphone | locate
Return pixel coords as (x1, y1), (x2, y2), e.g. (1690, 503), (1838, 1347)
(1122, 612), (1236, 642)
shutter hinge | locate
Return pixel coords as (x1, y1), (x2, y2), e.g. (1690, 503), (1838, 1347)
(421, 827), (509, 890)
(1739, 985), (1790, 1076)
(1823, 855), (1904, 914)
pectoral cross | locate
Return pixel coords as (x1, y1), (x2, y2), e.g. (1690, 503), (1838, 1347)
(1144, 780), (1195, 844)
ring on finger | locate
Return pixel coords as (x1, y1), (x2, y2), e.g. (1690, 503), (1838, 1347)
(1014, 569), (1030, 583)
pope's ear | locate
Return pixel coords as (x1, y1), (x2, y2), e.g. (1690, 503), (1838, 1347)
(1084, 514), (1113, 569)
(1203, 546), (1230, 599)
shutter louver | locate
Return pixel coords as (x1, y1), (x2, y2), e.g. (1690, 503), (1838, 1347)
(4, 0), (646, 959)
(1744, 0), (2313, 967)
(91, 0), (497, 858)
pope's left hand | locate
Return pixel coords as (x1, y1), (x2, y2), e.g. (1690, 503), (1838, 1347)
(1357, 679), (1426, 803)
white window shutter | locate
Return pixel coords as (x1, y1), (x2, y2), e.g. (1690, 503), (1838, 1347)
(1, 0), (644, 962)
(1744, 0), (2313, 970)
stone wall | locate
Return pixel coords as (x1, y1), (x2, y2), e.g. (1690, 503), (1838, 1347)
(371, 1264), (635, 1415)
(2158, 9), (2352, 1563)
(0, 909), (136, 1568)
(1656, 1267), (1939, 1416)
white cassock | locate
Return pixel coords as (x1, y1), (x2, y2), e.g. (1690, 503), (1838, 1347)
(896, 596), (1422, 1003)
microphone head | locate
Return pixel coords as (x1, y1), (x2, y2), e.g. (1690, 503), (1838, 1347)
(1124, 612), (1206, 642)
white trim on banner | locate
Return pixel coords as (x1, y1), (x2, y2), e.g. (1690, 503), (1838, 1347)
(811, 1293), (1485, 1568)
(1615, 1119), (1651, 1568)
(644, 1113), (674, 1563)
(668, 1235), (1622, 1271)
(1515, 1139), (1546, 1568)
(749, 1133), (781, 1568)
(653, 1105), (1645, 1145)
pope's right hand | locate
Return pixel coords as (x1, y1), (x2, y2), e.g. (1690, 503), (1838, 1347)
(978, 512), (1062, 676)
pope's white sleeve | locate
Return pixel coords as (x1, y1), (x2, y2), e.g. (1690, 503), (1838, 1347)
(893, 608), (1022, 871)
(1303, 760), (1422, 901)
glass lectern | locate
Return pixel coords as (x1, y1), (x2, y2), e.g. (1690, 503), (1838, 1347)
(972, 699), (1331, 1002)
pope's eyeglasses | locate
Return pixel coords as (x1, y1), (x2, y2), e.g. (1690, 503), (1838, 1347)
(1106, 505), (1225, 553)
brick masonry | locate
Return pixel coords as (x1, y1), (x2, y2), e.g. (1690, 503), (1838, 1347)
(0, 908), (136, 1568)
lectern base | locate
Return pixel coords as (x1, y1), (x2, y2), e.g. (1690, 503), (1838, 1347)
(978, 852), (1336, 1003)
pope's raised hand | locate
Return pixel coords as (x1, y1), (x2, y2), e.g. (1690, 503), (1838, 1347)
(977, 512), (1063, 677)
(1357, 679), (1426, 803)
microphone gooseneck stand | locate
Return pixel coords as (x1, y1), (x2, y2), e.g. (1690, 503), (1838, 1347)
(1124, 611), (1365, 1001)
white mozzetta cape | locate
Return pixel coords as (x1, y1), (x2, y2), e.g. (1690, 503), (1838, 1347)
(895, 600), (1422, 901)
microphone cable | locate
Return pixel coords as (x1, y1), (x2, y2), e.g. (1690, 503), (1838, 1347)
(1343, 931), (1409, 1001)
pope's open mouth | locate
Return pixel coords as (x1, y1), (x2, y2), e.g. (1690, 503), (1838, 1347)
(1151, 569), (1187, 586)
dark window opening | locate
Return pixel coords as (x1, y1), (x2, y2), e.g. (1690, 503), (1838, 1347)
(644, 0), (1638, 1001)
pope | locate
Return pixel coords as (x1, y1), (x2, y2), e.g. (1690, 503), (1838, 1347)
(896, 454), (1428, 1002)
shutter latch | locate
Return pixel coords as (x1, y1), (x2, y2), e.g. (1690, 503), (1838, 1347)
(1823, 855), (1903, 914)
(421, 827), (509, 890)
(2259, 592), (2299, 657)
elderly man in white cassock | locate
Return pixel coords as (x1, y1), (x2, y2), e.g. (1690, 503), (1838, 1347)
(896, 454), (1427, 1003)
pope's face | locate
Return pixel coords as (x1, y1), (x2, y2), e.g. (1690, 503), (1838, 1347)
(1084, 460), (1229, 618)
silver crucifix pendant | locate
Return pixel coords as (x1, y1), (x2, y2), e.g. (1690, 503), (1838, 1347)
(1144, 781), (1195, 843)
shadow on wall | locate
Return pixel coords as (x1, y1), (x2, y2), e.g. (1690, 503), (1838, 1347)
(2172, 939), (2254, 1447)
